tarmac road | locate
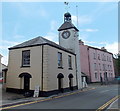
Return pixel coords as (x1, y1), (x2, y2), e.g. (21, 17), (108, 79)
(8, 84), (119, 110)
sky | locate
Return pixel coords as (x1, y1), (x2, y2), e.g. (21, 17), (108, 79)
(1, 1), (119, 65)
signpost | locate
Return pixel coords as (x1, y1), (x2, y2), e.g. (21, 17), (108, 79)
(33, 86), (39, 97)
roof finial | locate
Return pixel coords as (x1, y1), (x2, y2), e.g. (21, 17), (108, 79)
(64, 2), (69, 12)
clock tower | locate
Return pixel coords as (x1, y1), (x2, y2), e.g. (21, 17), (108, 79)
(58, 12), (82, 89)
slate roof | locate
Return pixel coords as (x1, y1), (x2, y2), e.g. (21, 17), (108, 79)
(9, 36), (75, 55)
(58, 21), (79, 31)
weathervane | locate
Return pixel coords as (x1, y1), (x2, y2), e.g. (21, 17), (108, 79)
(64, 2), (69, 12)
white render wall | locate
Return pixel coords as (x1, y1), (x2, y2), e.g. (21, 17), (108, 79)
(6, 45), (77, 92)
(6, 46), (43, 90)
(59, 28), (82, 89)
(47, 45), (77, 91)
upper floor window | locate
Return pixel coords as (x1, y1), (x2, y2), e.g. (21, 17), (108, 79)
(94, 63), (97, 70)
(109, 57), (111, 62)
(58, 52), (62, 68)
(107, 56), (109, 61)
(98, 54), (100, 60)
(99, 63), (101, 70)
(93, 53), (96, 59)
(103, 64), (105, 71)
(22, 50), (30, 67)
(68, 55), (72, 69)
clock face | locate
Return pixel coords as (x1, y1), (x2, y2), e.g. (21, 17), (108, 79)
(62, 31), (70, 39)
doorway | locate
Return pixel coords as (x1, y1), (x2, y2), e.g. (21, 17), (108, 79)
(68, 74), (73, 90)
(57, 73), (64, 92)
(19, 73), (32, 91)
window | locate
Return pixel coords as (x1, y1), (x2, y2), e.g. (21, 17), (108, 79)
(95, 73), (97, 79)
(94, 63), (97, 70)
(22, 50), (30, 66)
(99, 63), (101, 70)
(107, 56), (109, 61)
(93, 53), (96, 59)
(68, 55), (72, 69)
(108, 65), (109, 71)
(58, 52), (62, 68)
(109, 57), (111, 62)
(98, 54), (100, 60)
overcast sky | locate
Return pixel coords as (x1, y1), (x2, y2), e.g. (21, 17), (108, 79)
(1, 0), (119, 65)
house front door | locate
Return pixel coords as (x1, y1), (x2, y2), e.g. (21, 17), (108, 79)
(24, 77), (30, 91)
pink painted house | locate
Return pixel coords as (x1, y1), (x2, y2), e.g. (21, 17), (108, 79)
(79, 40), (115, 83)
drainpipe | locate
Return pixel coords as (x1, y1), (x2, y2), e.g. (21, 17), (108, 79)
(88, 47), (91, 83)
(75, 55), (78, 89)
(41, 45), (44, 91)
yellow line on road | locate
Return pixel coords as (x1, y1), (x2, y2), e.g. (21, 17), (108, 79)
(96, 95), (120, 111)
(0, 87), (95, 110)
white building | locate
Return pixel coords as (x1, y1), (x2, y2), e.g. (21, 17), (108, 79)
(5, 12), (83, 96)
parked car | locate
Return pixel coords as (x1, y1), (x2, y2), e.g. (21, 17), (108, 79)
(115, 76), (120, 80)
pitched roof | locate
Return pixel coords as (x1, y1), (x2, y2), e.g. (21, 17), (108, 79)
(58, 22), (79, 31)
(9, 36), (75, 55)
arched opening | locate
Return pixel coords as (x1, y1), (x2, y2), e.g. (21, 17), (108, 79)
(57, 73), (64, 92)
(19, 73), (32, 92)
(68, 74), (73, 90)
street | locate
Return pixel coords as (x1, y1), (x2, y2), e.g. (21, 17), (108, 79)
(4, 84), (118, 110)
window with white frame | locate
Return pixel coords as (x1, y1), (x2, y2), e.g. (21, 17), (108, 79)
(22, 50), (30, 66)
(58, 52), (62, 67)
(94, 63), (97, 70)
(93, 53), (96, 59)
(68, 55), (72, 69)
(98, 54), (100, 60)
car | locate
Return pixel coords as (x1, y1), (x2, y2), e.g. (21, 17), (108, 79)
(115, 76), (120, 80)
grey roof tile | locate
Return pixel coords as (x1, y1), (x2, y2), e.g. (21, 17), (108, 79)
(58, 22), (79, 31)
(9, 36), (75, 55)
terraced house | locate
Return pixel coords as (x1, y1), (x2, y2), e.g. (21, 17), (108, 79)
(79, 40), (115, 83)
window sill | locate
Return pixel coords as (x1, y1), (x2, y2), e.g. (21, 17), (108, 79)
(58, 67), (63, 69)
(68, 68), (73, 70)
(21, 65), (30, 68)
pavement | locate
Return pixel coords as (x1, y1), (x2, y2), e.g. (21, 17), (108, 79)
(0, 83), (119, 110)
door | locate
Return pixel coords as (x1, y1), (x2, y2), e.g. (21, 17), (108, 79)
(24, 77), (30, 91)
(69, 78), (73, 90)
(58, 78), (63, 92)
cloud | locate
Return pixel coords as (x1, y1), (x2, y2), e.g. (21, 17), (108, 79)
(0, 40), (18, 45)
(0, 40), (21, 65)
(72, 15), (92, 27)
(13, 35), (25, 39)
(50, 20), (58, 31)
(1, 55), (8, 66)
(44, 32), (58, 43)
(80, 29), (99, 32)
(10, 2), (48, 18)
(105, 42), (119, 55)
(83, 40), (118, 54)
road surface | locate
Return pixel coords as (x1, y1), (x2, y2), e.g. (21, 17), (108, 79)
(3, 84), (119, 110)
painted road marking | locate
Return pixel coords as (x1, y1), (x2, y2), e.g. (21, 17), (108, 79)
(96, 95), (120, 111)
(0, 87), (95, 110)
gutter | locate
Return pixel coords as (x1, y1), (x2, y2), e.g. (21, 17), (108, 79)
(41, 45), (44, 91)
(75, 55), (78, 89)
